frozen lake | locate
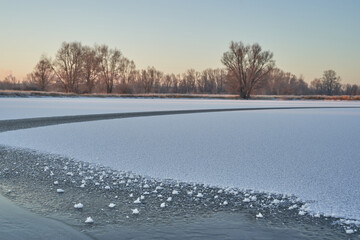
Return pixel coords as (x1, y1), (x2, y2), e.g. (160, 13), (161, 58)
(0, 98), (359, 221)
(1, 97), (359, 120)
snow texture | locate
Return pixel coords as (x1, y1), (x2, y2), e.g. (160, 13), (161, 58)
(1, 97), (359, 120)
(85, 217), (94, 224)
(74, 203), (84, 209)
(1, 99), (360, 221)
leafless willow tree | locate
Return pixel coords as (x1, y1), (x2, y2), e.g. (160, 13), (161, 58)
(51, 42), (84, 93)
(222, 41), (275, 99)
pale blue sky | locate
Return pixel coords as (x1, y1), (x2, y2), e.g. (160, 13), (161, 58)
(0, 0), (359, 84)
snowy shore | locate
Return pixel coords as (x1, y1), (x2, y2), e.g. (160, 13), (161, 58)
(0, 146), (354, 239)
(1, 97), (360, 239)
(1, 108), (360, 220)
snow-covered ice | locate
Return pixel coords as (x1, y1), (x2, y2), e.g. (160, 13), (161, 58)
(1, 97), (359, 120)
(74, 203), (84, 209)
(1, 99), (360, 222)
(132, 208), (139, 215)
(85, 217), (94, 224)
(299, 211), (306, 216)
(196, 193), (204, 198)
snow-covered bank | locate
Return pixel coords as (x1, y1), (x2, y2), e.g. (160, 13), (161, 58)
(0, 108), (359, 221)
(1, 97), (359, 120)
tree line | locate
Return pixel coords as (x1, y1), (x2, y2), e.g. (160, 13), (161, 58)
(1, 41), (359, 98)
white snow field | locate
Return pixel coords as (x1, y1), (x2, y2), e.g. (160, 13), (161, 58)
(1, 97), (359, 120)
(0, 103), (360, 221)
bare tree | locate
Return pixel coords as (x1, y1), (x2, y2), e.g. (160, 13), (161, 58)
(118, 58), (136, 84)
(321, 70), (341, 95)
(31, 56), (53, 91)
(52, 42), (84, 93)
(141, 67), (163, 93)
(82, 46), (101, 93)
(97, 45), (123, 93)
(161, 73), (178, 93)
(0, 74), (21, 90)
(215, 69), (226, 94)
(348, 84), (359, 95)
(310, 78), (322, 94)
(198, 69), (216, 93)
(261, 68), (309, 95)
(222, 41), (275, 99)
(292, 75), (308, 95)
(351, 84), (359, 95)
(198, 68), (226, 94)
(179, 69), (198, 93)
(117, 58), (136, 93)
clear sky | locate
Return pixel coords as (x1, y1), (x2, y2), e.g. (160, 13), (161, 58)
(0, 0), (359, 84)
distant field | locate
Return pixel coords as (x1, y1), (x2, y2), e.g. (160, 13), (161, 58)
(1, 90), (360, 101)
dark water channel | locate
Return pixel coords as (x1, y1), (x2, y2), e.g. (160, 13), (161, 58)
(88, 212), (343, 240)
(0, 193), (342, 240)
